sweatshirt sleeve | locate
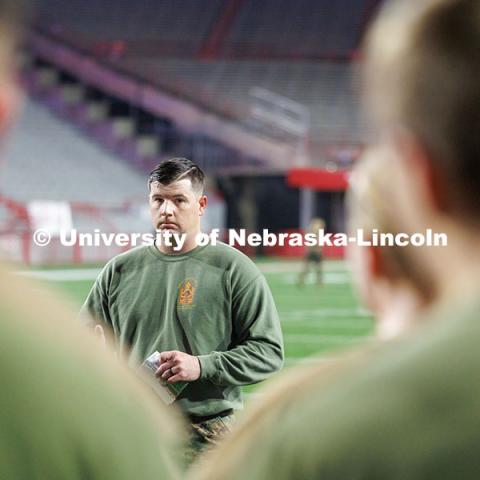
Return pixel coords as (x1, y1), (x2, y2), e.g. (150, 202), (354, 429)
(79, 264), (113, 329)
(197, 274), (284, 386)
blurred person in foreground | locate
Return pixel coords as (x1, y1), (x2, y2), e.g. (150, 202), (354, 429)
(0, 267), (183, 479)
(348, 147), (435, 340)
(190, 0), (480, 478)
(81, 157), (284, 464)
(0, 1), (182, 478)
(189, 147), (437, 478)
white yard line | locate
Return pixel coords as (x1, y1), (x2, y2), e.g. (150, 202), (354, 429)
(280, 308), (371, 319)
(280, 273), (352, 285)
(281, 320), (372, 331)
(284, 356), (334, 366)
(16, 259), (350, 283)
(283, 333), (372, 344)
(16, 268), (101, 281)
(258, 259), (348, 273)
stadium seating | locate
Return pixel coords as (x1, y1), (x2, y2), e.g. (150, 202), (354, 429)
(32, 0), (368, 59)
(2, 99), (148, 206)
(31, 0), (224, 56)
(26, 0), (378, 169)
(222, 0), (365, 59)
(119, 58), (365, 145)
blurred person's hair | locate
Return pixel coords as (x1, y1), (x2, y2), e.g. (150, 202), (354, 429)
(0, 0), (26, 60)
(348, 147), (434, 301)
(0, 0), (25, 32)
(148, 158), (205, 195)
(364, 0), (480, 223)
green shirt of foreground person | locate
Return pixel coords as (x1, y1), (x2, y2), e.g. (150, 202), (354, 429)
(0, 265), (181, 480)
(192, 298), (480, 479)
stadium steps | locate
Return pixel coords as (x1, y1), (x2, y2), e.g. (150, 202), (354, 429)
(120, 58), (366, 146)
(1, 99), (148, 206)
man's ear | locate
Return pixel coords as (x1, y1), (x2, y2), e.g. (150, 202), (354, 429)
(198, 194), (207, 216)
(351, 243), (386, 313)
(392, 130), (448, 215)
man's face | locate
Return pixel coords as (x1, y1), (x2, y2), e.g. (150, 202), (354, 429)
(149, 178), (206, 236)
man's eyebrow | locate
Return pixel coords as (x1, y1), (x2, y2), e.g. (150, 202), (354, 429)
(150, 193), (187, 199)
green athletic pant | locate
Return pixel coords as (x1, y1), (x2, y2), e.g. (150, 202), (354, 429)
(185, 414), (235, 466)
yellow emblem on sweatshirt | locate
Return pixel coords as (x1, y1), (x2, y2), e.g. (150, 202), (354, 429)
(178, 278), (196, 306)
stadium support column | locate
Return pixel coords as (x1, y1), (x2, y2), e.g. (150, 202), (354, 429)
(299, 187), (314, 231)
(239, 177), (257, 238)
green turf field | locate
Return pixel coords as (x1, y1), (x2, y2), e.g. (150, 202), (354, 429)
(24, 258), (374, 395)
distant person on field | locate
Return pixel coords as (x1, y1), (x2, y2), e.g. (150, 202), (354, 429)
(298, 217), (325, 286)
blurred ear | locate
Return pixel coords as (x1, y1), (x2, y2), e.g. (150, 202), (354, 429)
(363, 244), (398, 314)
(198, 194), (207, 216)
(350, 243), (384, 311)
(391, 129), (448, 215)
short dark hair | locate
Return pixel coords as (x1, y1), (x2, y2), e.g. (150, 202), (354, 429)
(148, 158), (205, 194)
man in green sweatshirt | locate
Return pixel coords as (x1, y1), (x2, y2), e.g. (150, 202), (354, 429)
(82, 157), (284, 461)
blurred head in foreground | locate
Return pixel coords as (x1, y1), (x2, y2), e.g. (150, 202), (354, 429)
(0, 2), (181, 478)
(348, 147), (434, 339)
(0, 0), (22, 144)
(189, 1), (480, 479)
(364, 0), (480, 305)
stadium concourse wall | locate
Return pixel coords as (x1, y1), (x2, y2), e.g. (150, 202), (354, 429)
(0, 196), (143, 265)
(287, 167), (350, 190)
(221, 228), (345, 259)
(0, 195), (346, 265)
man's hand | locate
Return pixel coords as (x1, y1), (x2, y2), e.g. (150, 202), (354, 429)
(155, 350), (201, 383)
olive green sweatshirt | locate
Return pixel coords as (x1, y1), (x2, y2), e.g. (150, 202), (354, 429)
(81, 242), (284, 416)
(0, 266), (180, 480)
(192, 297), (480, 480)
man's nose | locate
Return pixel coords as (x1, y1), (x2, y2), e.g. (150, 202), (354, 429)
(160, 200), (174, 216)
